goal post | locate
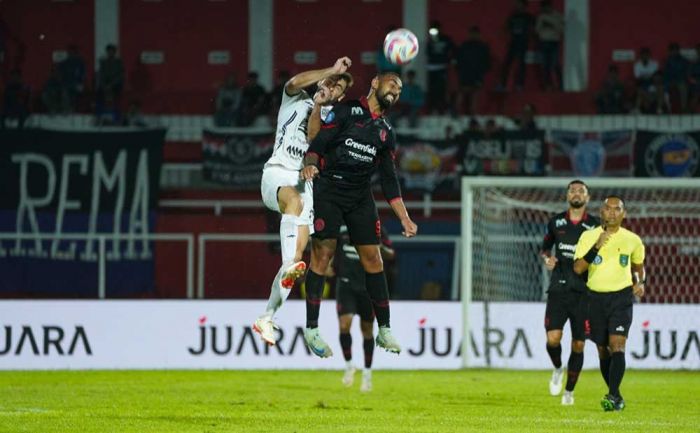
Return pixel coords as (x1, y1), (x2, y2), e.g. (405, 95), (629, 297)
(460, 176), (700, 368)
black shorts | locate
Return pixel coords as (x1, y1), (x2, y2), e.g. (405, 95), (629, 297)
(336, 278), (375, 322)
(312, 177), (380, 245)
(544, 290), (588, 341)
(587, 287), (634, 346)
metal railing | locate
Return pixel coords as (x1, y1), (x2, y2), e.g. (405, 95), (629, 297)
(197, 233), (460, 299)
(159, 195), (461, 217)
(0, 233), (195, 299)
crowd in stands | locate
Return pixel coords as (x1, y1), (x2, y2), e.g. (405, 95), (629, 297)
(596, 43), (700, 114)
(0, 43), (147, 129)
(2, 0), (700, 130)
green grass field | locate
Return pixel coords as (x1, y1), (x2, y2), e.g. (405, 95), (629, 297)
(0, 370), (698, 432)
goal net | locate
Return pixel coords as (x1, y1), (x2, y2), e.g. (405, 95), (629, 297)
(461, 177), (700, 305)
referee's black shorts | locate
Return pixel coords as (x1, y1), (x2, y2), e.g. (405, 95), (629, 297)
(312, 177), (380, 245)
(336, 278), (375, 322)
(586, 287), (634, 346)
(544, 289), (588, 341)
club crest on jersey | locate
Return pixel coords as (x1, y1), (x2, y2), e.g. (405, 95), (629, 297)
(322, 111), (335, 124)
(619, 254), (629, 266)
(379, 129), (387, 142)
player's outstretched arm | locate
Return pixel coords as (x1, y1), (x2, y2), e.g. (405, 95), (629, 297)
(285, 57), (352, 95)
(389, 198), (417, 238)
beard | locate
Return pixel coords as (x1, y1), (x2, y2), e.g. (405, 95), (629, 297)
(376, 88), (398, 110)
(569, 200), (585, 209)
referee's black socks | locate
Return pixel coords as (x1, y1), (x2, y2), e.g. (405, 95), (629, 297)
(599, 356), (611, 387)
(366, 271), (390, 328)
(305, 270), (325, 328)
(608, 351), (626, 398)
(546, 344), (562, 369)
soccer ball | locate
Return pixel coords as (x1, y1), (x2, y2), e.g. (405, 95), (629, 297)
(383, 28), (419, 65)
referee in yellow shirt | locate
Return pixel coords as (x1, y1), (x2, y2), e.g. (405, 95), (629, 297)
(573, 195), (645, 412)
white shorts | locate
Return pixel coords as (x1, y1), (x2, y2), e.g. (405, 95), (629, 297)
(260, 165), (314, 227)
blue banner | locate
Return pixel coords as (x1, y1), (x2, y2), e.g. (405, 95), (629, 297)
(0, 129), (165, 297)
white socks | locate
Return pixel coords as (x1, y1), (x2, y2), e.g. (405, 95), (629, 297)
(280, 214), (297, 265)
(263, 214), (303, 318)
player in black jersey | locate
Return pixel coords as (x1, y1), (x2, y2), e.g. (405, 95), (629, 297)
(540, 179), (600, 405)
(300, 71), (418, 358)
(335, 225), (395, 392)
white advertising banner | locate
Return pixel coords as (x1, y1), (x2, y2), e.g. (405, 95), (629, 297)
(0, 301), (697, 370)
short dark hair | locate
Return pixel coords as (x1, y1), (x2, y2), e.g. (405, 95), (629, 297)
(567, 179), (588, 189)
(605, 194), (625, 208)
(378, 71), (402, 82)
(337, 72), (354, 89)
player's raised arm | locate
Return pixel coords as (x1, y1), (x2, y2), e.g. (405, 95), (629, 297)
(285, 57), (352, 95)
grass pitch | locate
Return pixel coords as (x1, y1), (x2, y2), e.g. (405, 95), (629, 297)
(0, 370), (697, 432)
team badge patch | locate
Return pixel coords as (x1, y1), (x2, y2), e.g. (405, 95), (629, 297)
(379, 129), (387, 142)
(593, 255), (603, 265)
(314, 218), (325, 232)
(619, 254), (629, 266)
(323, 111), (335, 124)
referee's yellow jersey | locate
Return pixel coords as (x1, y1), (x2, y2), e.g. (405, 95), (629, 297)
(574, 226), (645, 293)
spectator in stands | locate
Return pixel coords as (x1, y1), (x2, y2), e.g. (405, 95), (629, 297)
(58, 44), (86, 111)
(376, 26), (402, 75)
(633, 47), (659, 112)
(1, 68), (30, 129)
(497, 0), (534, 91)
(95, 91), (121, 126)
(41, 65), (71, 114)
(536, 0), (564, 91)
(455, 26), (491, 115)
(467, 117), (481, 132)
(595, 65), (627, 114)
(96, 44), (125, 108)
(643, 72), (671, 114)
(688, 44), (700, 112)
(123, 99), (148, 127)
(513, 103), (537, 130)
(268, 70), (290, 120)
(215, 72), (241, 121)
(426, 21), (455, 114)
(237, 71), (267, 126)
(664, 42), (689, 112)
(483, 118), (503, 137)
(214, 97), (237, 127)
(391, 70), (424, 128)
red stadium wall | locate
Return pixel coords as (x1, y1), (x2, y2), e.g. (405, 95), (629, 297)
(0, 0), (94, 99)
(119, 0), (248, 113)
(588, 0), (700, 92)
(155, 212), (280, 299)
(273, 0), (403, 101)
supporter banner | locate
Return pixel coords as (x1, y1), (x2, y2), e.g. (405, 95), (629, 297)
(457, 130), (546, 176)
(202, 129), (274, 187)
(0, 129), (165, 296)
(1, 300), (696, 370)
(395, 136), (459, 192)
(635, 131), (700, 177)
(549, 130), (634, 176)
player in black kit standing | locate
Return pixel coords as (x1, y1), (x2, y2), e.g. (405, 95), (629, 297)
(540, 180), (599, 405)
(300, 72), (418, 358)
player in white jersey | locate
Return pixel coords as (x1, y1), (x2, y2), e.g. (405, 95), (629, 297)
(254, 57), (354, 345)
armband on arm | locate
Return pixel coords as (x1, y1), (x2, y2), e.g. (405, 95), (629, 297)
(582, 246), (599, 264)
